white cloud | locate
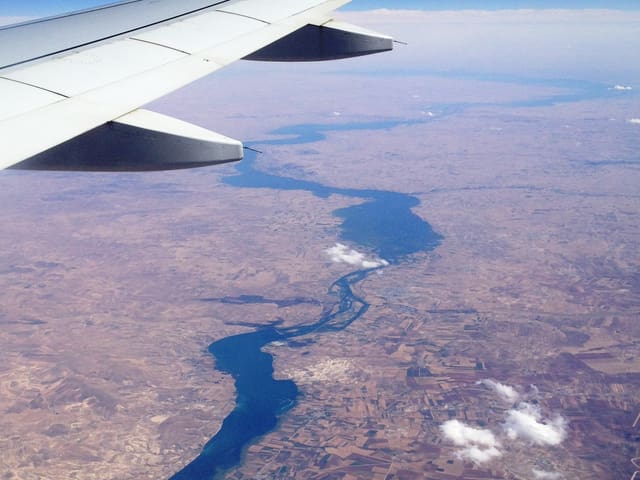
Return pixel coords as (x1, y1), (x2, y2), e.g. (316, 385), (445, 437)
(629, 118), (640, 124)
(533, 469), (563, 480)
(612, 85), (633, 91)
(440, 420), (502, 464)
(503, 403), (567, 446)
(459, 445), (503, 464)
(441, 385), (567, 472)
(441, 395), (568, 473)
(477, 379), (520, 404)
(326, 243), (389, 269)
(442, 420), (499, 448)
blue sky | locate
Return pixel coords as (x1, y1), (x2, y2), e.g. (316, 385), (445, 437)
(2, 0), (639, 17)
(347, 0), (640, 9)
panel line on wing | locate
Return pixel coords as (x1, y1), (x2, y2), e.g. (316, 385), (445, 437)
(0, 76), (69, 98)
(4, 39), (187, 98)
(215, 10), (271, 25)
(0, 0), (144, 32)
(0, 0), (233, 71)
(128, 37), (192, 55)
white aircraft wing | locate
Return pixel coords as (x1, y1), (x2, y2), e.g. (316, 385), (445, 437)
(0, 0), (392, 171)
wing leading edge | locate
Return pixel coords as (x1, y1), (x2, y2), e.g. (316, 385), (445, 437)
(0, 0), (393, 172)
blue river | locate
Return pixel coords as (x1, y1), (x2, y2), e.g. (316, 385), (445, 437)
(170, 117), (443, 480)
(170, 76), (630, 479)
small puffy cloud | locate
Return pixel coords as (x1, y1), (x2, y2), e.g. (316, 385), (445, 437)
(612, 85), (633, 91)
(326, 243), (389, 269)
(533, 469), (563, 480)
(440, 420), (502, 464)
(442, 420), (498, 448)
(443, 385), (567, 472)
(503, 403), (567, 446)
(459, 445), (502, 464)
(477, 379), (520, 404)
(629, 118), (640, 125)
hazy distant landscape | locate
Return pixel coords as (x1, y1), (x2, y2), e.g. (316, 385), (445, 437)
(0, 5), (639, 480)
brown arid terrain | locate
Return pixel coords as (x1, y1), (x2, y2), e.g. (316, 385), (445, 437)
(1, 9), (640, 480)
(205, 75), (640, 479)
(0, 167), (348, 479)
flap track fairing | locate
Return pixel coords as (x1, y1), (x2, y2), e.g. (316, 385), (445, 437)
(244, 20), (393, 62)
(10, 110), (243, 172)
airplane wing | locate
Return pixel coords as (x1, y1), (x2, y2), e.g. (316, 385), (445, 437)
(0, 0), (392, 172)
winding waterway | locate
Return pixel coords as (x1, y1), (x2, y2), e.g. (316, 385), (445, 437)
(171, 117), (443, 479)
(170, 77), (629, 479)
(170, 269), (382, 480)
